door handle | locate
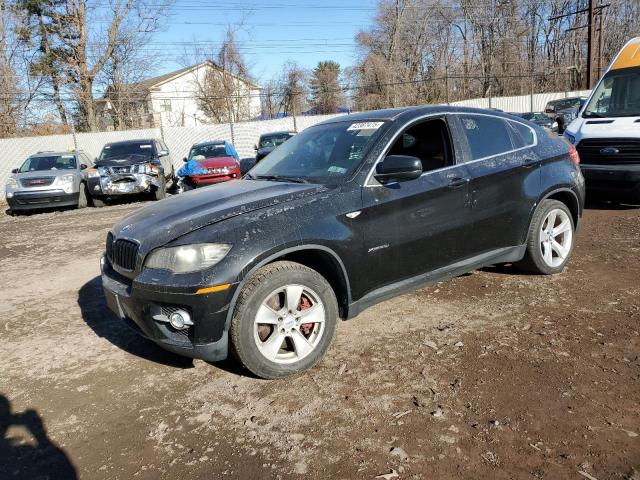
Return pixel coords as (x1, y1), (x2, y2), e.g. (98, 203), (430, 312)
(447, 177), (468, 188)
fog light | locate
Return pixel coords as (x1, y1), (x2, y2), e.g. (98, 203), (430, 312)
(6, 191), (13, 198)
(93, 185), (100, 191)
(169, 310), (192, 330)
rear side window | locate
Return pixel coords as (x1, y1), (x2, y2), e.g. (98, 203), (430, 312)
(507, 121), (536, 149)
(459, 115), (514, 160)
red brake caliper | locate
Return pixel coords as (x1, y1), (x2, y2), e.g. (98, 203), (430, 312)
(298, 295), (314, 335)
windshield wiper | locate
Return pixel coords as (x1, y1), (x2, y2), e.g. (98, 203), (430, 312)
(253, 175), (308, 184)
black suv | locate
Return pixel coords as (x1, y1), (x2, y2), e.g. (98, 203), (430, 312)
(101, 106), (585, 379)
(88, 139), (175, 206)
(544, 96), (587, 134)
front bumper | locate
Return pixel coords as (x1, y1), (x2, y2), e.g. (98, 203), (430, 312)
(88, 173), (160, 197)
(581, 164), (640, 193)
(191, 172), (239, 186)
(100, 256), (237, 362)
(7, 190), (79, 210)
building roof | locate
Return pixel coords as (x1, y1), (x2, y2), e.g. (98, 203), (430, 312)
(131, 61), (261, 90)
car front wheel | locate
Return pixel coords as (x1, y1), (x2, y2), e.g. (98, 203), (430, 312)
(230, 261), (338, 379)
(517, 199), (575, 275)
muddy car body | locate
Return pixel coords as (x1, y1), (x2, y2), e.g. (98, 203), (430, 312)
(102, 106), (585, 378)
(88, 139), (174, 204)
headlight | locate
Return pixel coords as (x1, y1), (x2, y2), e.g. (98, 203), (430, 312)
(56, 174), (75, 185)
(87, 168), (100, 178)
(137, 164), (159, 175)
(6, 177), (18, 188)
(551, 121), (558, 129)
(564, 133), (576, 145)
(145, 243), (232, 273)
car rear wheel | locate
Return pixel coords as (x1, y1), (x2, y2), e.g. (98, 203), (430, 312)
(77, 182), (88, 209)
(517, 199), (575, 275)
(230, 261), (338, 379)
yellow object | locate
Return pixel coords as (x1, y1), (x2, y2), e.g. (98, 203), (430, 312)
(611, 38), (640, 70)
(195, 283), (231, 295)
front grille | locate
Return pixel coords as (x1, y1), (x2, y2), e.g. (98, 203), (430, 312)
(106, 234), (139, 271)
(577, 138), (640, 165)
(109, 166), (134, 174)
(20, 177), (55, 187)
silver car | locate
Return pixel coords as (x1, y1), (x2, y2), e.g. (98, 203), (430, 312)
(5, 150), (92, 214)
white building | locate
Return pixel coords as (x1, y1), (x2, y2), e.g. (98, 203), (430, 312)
(97, 61), (262, 129)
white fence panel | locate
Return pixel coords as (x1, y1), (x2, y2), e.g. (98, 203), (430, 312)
(0, 91), (595, 202)
(451, 90), (591, 113)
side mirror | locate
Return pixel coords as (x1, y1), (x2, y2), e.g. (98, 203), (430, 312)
(11, 168), (18, 174)
(374, 155), (422, 184)
(182, 157), (188, 163)
(94, 157), (98, 162)
(80, 163), (87, 170)
(254, 144), (258, 150)
(158, 149), (169, 157)
(545, 106), (555, 113)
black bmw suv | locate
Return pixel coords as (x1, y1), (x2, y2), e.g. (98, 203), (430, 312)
(101, 106), (585, 379)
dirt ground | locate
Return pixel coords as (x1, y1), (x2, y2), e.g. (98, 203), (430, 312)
(0, 197), (639, 480)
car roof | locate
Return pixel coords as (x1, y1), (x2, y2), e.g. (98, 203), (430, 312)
(314, 105), (526, 126)
(191, 140), (228, 147)
(103, 139), (156, 147)
(259, 131), (295, 137)
(30, 150), (83, 157)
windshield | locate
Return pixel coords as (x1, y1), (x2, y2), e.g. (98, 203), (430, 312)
(99, 142), (153, 161)
(584, 66), (640, 118)
(248, 121), (386, 184)
(189, 144), (228, 159)
(259, 134), (292, 149)
(524, 113), (548, 121)
(19, 154), (76, 173)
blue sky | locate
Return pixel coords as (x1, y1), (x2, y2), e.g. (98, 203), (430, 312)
(151, 0), (379, 83)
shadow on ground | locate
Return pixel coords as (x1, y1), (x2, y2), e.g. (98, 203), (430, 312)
(0, 394), (77, 480)
(585, 192), (640, 211)
(77, 276), (194, 369)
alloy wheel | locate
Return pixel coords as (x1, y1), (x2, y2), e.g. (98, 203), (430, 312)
(538, 208), (573, 268)
(253, 284), (326, 364)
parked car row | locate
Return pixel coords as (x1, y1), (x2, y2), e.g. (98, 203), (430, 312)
(4, 131), (297, 215)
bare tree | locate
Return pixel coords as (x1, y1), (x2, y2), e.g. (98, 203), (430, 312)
(278, 61), (307, 116)
(193, 27), (256, 123)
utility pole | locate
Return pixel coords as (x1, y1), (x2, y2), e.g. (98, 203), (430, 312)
(586, 0), (597, 88)
(548, 2), (609, 90)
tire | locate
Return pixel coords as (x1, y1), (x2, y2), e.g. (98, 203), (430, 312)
(91, 196), (106, 208)
(230, 261), (338, 379)
(153, 178), (166, 200)
(77, 182), (88, 209)
(516, 199), (575, 275)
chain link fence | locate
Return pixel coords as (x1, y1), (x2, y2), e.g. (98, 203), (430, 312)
(0, 88), (592, 202)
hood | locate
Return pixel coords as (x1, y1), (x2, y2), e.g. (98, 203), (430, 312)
(12, 169), (75, 179)
(177, 156), (238, 177)
(571, 116), (640, 139)
(95, 156), (152, 167)
(111, 180), (326, 251)
(199, 156), (238, 168)
(257, 146), (275, 156)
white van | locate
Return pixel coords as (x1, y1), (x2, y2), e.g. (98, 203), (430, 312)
(564, 37), (640, 201)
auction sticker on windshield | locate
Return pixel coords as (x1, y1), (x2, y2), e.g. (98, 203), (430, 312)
(347, 122), (385, 131)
